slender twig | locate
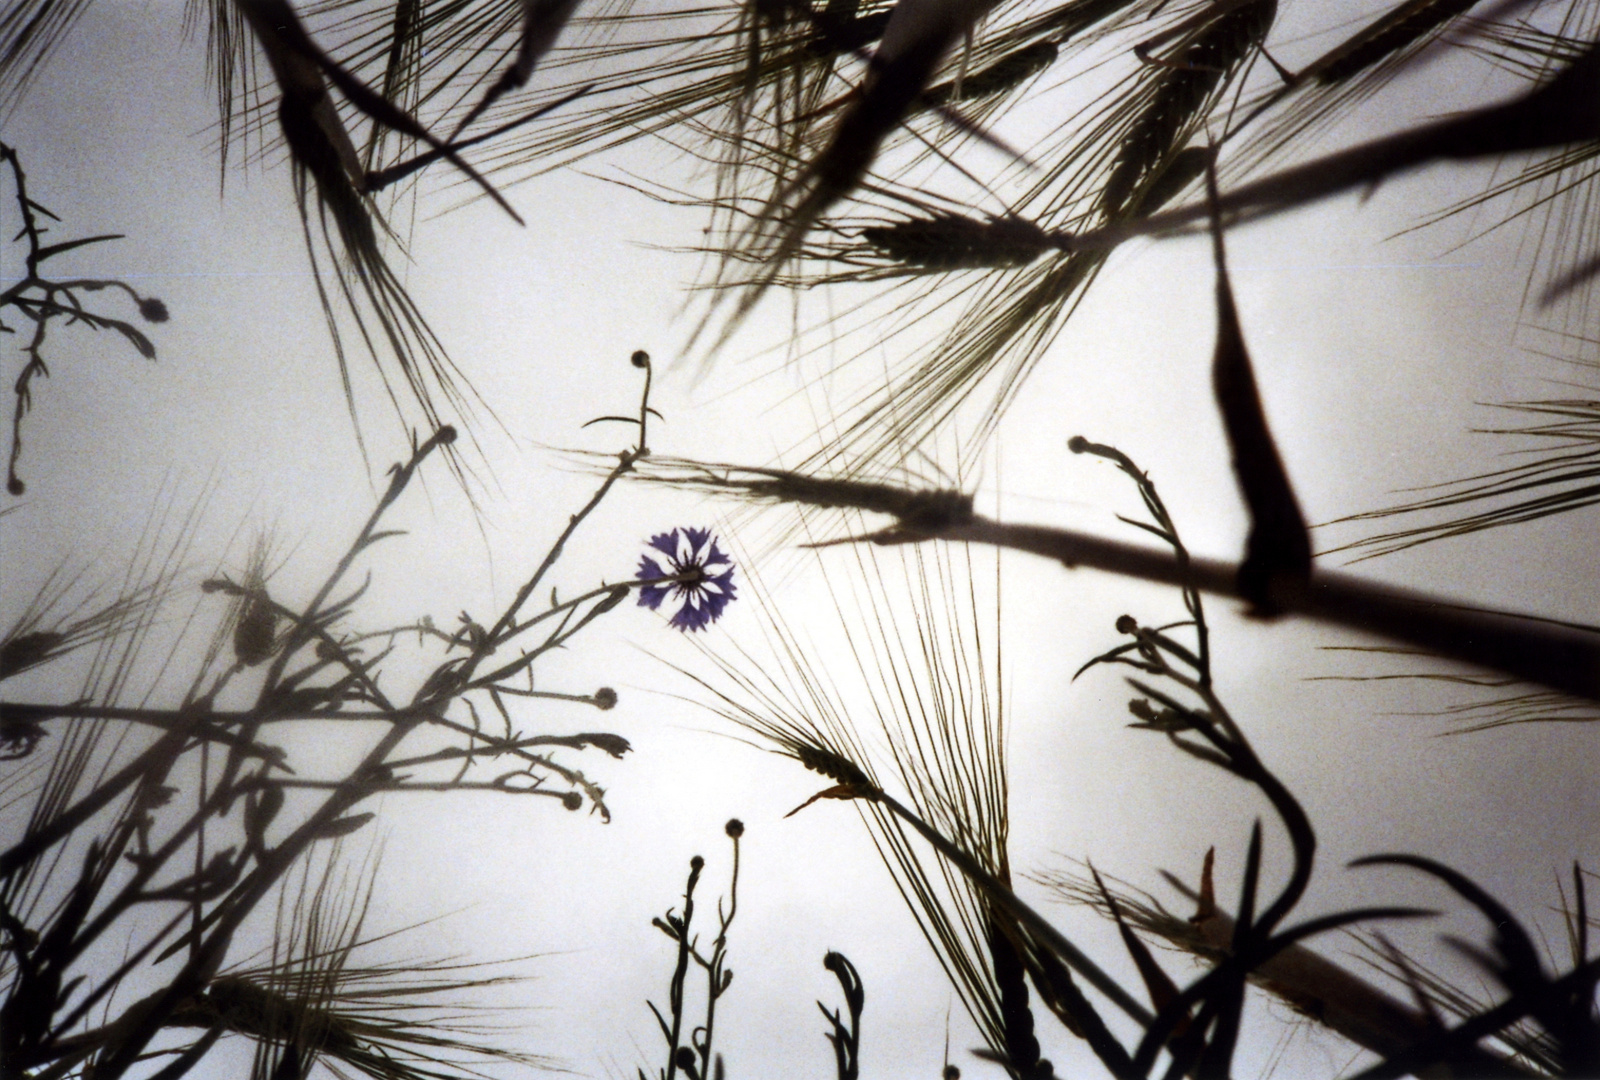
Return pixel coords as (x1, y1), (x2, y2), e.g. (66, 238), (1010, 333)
(1, 141), (166, 495)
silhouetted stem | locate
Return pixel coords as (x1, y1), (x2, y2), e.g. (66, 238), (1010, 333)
(910, 517), (1600, 702)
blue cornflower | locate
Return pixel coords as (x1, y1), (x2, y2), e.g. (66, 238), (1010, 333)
(636, 527), (736, 632)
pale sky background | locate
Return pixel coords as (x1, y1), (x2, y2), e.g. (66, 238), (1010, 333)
(3, 2), (1599, 1078)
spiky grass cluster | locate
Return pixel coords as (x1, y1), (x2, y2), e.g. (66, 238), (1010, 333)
(658, 432), (1600, 1077)
(1328, 399), (1600, 558)
(486, 0), (1600, 485)
(675, 534), (1100, 1074)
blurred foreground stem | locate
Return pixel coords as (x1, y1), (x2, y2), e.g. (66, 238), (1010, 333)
(918, 516), (1600, 703)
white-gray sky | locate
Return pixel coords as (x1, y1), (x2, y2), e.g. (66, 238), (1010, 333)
(3, 2), (1597, 1078)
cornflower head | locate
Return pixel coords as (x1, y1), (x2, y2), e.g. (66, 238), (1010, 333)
(637, 527), (736, 631)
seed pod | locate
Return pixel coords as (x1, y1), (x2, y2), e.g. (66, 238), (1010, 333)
(1102, 0), (1276, 216)
(859, 213), (1051, 270)
(1133, 145), (1210, 215)
(234, 596), (278, 667)
(1312, 0), (1479, 85)
(0, 630), (65, 680)
(922, 41), (1058, 106)
(583, 732), (631, 758)
(244, 785), (285, 855)
(795, 744), (872, 789)
(201, 976), (359, 1055)
(313, 812), (374, 840)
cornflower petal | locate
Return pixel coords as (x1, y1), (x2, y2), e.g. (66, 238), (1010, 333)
(635, 527), (737, 632)
(636, 554), (670, 610)
(684, 526), (713, 555)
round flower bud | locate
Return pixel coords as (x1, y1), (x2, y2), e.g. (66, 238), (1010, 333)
(139, 298), (169, 323)
(724, 818), (744, 838)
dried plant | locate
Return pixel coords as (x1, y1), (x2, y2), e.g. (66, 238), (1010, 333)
(640, 821), (742, 1080)
(0, 142), (169, 496)
(0, 359), (696, 1079)
(5, 2), (1600, 1078)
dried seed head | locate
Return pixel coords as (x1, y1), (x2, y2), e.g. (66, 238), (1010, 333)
(1102, 0), (1275, 215)
(1315, 0), (1476, 85)
(1, 630), (65, 680)
(631, 349), (650, 368)
(924, 41), (1058, 106)
(725, 818), (745, 838)
(233, 598), (278, 667)
(586, 733), (631, 758)
(139, 297), (169, 322)
(795, 744), (871, 789)
(859, 214), (1050, 270)
(594, 686), (618, 710)
(691, 854), (705, 872)
(201, 976), (357, 1054)
(1115, 614), (1138, 635)
(1135, 146), (1210, 215)
(899, 489), (975, 531)
(562, 791), (584, 811)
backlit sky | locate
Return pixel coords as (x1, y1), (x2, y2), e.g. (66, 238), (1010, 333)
(4, 3), (1598, 1077)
